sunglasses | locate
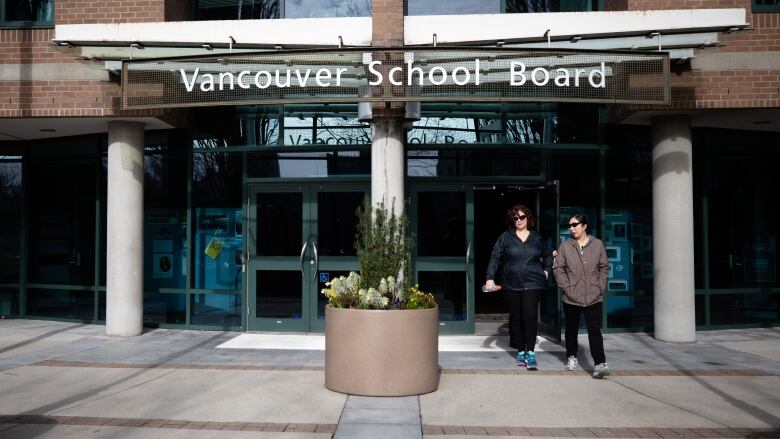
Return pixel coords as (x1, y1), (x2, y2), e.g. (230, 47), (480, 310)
(512, 214), (527, 221)
(568, 221), (582, 228)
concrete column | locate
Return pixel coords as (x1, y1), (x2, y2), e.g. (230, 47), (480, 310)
(651, 115), (696, 343)
(106, 121), (145, 337)
(371, 117), (405, 215)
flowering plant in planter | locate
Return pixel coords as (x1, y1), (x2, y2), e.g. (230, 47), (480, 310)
(321, 199), (436, 310)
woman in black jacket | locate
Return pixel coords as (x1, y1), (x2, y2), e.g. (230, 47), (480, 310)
(484, 204), (553, 370)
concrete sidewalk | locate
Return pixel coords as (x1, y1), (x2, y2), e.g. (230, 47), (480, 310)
(0, 319), (778, 439)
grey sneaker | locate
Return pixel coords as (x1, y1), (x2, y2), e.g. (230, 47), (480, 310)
(592, 363), (611, 379)
(565, 356), (578, 371)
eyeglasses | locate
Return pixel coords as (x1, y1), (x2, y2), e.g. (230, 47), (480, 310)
(568, 222), (582, 228)
(512, 214), (527, 221)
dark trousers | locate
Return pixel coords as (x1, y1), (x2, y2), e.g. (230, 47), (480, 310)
(505, 289), (543, 352)
(563, 301), (606, 365)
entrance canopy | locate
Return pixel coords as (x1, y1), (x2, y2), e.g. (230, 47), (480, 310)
(121, 48), (669, 110)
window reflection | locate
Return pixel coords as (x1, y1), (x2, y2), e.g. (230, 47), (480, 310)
(506, 0), (591, 12)
(283, 115), (370, 146)
(285, 0), (370, 17)
(407, 0), (500, 15)
(504, 117), (545, 144)
(193, 151), (243, 291)
(0, 156), (21, 282)
(4, 0), (53, 24)
(248, 150), (370, 178)
(506, 0), (556, 12)
(407, 149), (541, 177)
(195, 0), (279, 20)
(408, 117), (501, 144)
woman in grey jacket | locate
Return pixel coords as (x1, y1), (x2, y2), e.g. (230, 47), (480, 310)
(485, 204), (553, 370)
(553, 213), (611, 378)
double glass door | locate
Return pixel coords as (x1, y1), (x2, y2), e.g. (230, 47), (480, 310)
(246, 183), (367, 332)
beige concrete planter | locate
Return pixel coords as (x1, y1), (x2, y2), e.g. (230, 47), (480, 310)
(325, 305), (439, 396)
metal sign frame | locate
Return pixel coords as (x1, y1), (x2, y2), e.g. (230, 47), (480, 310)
(122, 47), (670, 109)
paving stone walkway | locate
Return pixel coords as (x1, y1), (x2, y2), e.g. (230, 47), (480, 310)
(1, 320), (779, 438)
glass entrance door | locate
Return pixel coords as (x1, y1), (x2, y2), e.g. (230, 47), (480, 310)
(246, 184), (366, 332)
(471, 182), (561, 341)
(411, 185), (475, 333)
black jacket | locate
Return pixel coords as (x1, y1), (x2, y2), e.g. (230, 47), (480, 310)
(485, 230), (553, 292)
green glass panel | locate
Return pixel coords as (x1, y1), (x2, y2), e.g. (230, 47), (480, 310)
(0, 156), (21, 282)
(144, 291), (186, 325)
(418, 271), (466, 321)
(27, 289), (94, 320)
(255, 270), (302, 319)
(0, 288), (19, 317)
(191, 293), (242, 326)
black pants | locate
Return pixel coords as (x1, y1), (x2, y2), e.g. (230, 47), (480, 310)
(505, 289), (542, 353)
(563, 301), (606, 365)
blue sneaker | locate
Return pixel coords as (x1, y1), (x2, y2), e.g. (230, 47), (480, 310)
(516, 351), (526, 367)
(526, 351), (538, 370)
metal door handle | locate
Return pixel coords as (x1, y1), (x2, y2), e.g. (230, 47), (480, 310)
(299, 242), (308, 276)
(312, 242), (319, 272)
(465, 241), (471, 272)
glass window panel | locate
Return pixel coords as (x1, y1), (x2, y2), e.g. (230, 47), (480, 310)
(700, 130), (780, 290)
(506, 0), (556, 12)
(144, 137), (187, 210)
(144, 291), (186, 325)
(407, 0), (500, 15)
(195, 0), (279, 20)
(27, 289), (94, 320)
(28, 155), (96, 286)
(144, 136), (188, 292)
(283, 116), (370, 146)
(408, 117), (485, 145)
(753, 0), (780, 13)
(193, 107), (279, 147)
(193, 151), (243, 208)
(605, 295), (654, 329)
(407, 149), (541, 177)
(418, 271), (466, 321)
(193, 151), (243, 290)
(550, 104), (600, 144)
(695, 294), (705, 327)
(317, 191), (365, 257)
(257, 192), (303, 256)
(145, 212), (188, 291)
(194, 209), (243, 290)
(0, 288), (19, 317)
(247, 150), (370, 178)
(315, 117), (371, 146)
(506, 0), (590, 12)
(710, 293), (779, 326)
(256, 270), (302, 318)
(417, 192), (466, 257)
(191, 293), (242, 326)
(504, 117), (545, 144)
(4, 0), (53, 23)
(0, 155), (22, 282)
(604, 140), (654, 295)
(285, 0), (370, 18)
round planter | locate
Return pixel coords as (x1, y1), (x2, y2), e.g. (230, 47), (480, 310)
(325, 305), (439, 396)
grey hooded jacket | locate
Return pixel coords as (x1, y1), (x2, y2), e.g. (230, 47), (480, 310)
(553, 236), (610, 307)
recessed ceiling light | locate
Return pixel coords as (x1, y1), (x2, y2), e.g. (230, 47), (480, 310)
(40, 128), (56, 132)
